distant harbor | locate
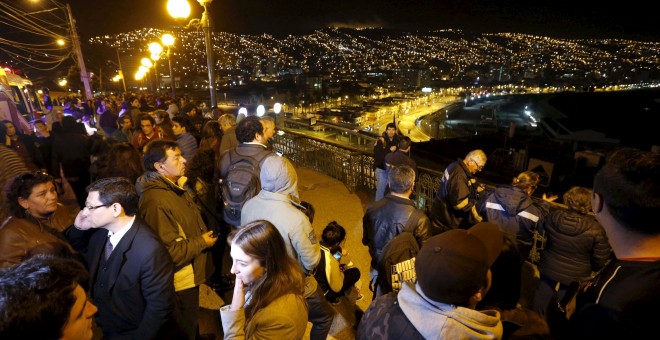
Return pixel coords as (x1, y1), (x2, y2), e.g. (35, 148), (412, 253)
(412, 88), (660, 194)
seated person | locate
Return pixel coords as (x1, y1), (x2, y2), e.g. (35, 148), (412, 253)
(314, 221), (362, 304)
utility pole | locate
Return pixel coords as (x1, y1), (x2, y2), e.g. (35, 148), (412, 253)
(65, 3), (92, 100)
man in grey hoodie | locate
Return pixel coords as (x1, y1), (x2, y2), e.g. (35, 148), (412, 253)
(240, 155), (334, 340)
(357, 222), (505, 340)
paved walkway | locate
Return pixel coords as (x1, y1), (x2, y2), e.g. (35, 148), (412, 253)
(199, 165), (375, 339)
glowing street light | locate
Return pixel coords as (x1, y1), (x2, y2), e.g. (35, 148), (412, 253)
(256, 104), (265, 117)
(167, 0), (191, 19)
(148, 42), (163, 56)
(167, 0), (216, 108)
(141, 58), (153, 68)
(237, 107), (248, 122)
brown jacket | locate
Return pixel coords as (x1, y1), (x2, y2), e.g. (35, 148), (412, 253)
(0, 204), (76, 269)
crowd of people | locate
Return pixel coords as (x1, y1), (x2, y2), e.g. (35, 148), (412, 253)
(1, 91), (659, 339)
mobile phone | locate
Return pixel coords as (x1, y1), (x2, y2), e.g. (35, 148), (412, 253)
(333, 252), (342, 261)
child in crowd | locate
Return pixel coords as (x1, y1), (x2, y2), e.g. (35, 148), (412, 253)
(314, 221), (362, 304)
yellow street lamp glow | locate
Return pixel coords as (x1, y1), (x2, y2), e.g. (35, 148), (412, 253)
(162, 34), (175, 47)
(151, 54), (161, 61)
(141, 58), (153, 68)
(148, 42), (163, 55)
(167, 0), (191, 19)
(56, 39), (65, 46)
(135, 71), (144, 80)
(138, 65), (149, 73)
(58, 79), (67, 87)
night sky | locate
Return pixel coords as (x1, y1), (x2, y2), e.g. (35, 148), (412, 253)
(55, 0), (659, 41)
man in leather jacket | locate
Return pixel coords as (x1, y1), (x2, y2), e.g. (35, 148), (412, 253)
(362, 165), (431, 292)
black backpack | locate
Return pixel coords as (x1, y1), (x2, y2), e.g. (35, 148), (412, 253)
(219, 148), (275, 226)
(376, 209), (423, 295)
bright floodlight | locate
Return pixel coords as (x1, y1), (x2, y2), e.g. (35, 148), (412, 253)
(238, 107), (248, 117)
(162, 34), (175, 46)
(151, 54), (161, 61)
(167, 0), (191, 19)
(148, 42), (163, 55)
(256, 105), (265, 117)
(273, 102), (282, 114)
(141, 58), (153, 68)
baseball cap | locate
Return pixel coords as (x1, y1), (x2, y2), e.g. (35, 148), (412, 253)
(415, 222), (504, 305)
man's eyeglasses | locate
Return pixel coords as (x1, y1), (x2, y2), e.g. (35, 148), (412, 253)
(471, 159), (484, 171)
(84, 204), (110, 211)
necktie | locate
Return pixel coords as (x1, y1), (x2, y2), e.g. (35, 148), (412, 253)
(104, 236), (113, 260)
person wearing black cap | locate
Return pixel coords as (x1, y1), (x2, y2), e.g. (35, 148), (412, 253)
(357, 222), (505, 339)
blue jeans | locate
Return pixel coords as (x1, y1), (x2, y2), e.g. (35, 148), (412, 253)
(375, 168), (388, 202)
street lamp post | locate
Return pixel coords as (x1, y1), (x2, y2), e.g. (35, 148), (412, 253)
(115, 49), (127, 93)
(167, 0), (216, 109)
(140, 58), (154, 92)
(148, 42), (163, 92)
(161, 34), (176, 98)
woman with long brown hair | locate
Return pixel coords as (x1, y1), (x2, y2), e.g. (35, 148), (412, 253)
(220, 220), (308, 339)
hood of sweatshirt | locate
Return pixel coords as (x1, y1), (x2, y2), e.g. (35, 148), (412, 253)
(397, 282), (503, 340)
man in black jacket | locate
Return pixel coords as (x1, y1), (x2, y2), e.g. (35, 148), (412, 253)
(549, 147), (660, 338)
(67, 177), (179, 339)
(430, 149), (487, 233)
(362, 164), (431, 296)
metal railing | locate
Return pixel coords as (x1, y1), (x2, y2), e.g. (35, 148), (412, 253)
(272, 129), (551, 264)
(273, 130), (443, 209)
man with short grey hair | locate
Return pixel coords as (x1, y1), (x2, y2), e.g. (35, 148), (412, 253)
(260, 116), (276, 151)
(218, 113), (238, 156)
(430, 149), (487, 233)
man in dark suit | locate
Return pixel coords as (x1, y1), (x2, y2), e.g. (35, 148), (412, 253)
(67, 177), (177, 339)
